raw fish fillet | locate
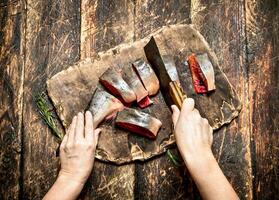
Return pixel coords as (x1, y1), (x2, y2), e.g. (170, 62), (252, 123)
(115, 107), (162, 139)
(99, 68), (137, 104)
(132, 59), (160, 96)
(88, 88), (124, 128)
(122, 65), (148, 103)
(187, 53), (215, 94)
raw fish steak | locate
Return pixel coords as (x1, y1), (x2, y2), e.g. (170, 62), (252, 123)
(88, 87), (124, 128)
(132, 59), (160, 96)
(100, 68), (136, 104)
(115, 108), (162, 139)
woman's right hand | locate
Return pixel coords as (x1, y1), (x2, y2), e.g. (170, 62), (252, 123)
(171, 98), (213, 163)
(171, 98), (239, 200)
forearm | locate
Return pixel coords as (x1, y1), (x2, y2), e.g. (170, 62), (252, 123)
(183, 152), (239, 200)
(43, 173), (84, 200)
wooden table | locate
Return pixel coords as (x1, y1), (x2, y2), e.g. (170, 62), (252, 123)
(0, 0), (278, 199)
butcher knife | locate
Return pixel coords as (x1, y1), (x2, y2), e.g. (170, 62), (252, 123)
(144, 37), (187, 110)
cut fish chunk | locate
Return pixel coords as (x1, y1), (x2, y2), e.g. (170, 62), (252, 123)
(187, 53), (215, 94)
(115, 107), (162, 139)
(122, 65), (148, 103)
(132, 59), (160, 96)
(99, 68), (137, 104)
(196, 53), (215, 91)
(88, 88), (124, 128)
(138, 96), (153, 109)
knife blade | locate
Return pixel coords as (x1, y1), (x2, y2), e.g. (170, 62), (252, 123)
(162, 55), (180, 85)
(144, 36), (186, 110)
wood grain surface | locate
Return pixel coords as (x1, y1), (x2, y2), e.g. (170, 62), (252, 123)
(0, 1), (25, 199)
(191, 1), (254, 199)
(245, 0), (279, 199)
(22, 0), (80, 199)
(0, 0), (278, 199)
(81, 0), (135, 59)
(80, 1), (136, 199)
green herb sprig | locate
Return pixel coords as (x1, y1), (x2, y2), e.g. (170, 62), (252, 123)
(167, 149), (183, 167)
(35, 93), (64, 141)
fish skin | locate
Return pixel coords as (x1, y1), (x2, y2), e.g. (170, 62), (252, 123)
(100, 68), (137, 103)
(132, 59), (160, 96)
(115, 107), (162, 139)
(122, 65), (148, 102)
(196, 53), (215, 91)
(88, 88), (124, 128)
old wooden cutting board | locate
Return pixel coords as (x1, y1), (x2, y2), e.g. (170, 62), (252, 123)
(47, 24), (241, 164)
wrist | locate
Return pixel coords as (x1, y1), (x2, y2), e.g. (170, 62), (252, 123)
(58, 171), (86, 187)
(181, 149), (216, 170)
(183, 151), (219, 180)
(43, 171), (85, 200)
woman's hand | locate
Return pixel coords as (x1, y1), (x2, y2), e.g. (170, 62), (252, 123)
(44, 111), (101, 200)
(171, 98), (213, 163)
(59, 111), (101, 184)
(171, 98), (239, 200)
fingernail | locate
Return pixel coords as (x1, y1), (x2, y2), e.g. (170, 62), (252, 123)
(188, 98), (194, 103)
(171, 105), (175, 111)
(88, 111), (92, 116)
(96, 128), (102, 135)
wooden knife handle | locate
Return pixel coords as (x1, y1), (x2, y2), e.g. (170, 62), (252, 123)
(169, 81), (187, 110)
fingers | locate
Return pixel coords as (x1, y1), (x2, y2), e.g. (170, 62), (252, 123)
(85, 111), (94, 140)
(200, 118), (213, 145)
(93, 128), (101, 148)
(192, 109), (200, 117)
(67, 116), (77, 144)
(209, 126), (213, 143)
(75, 112), (85, 140)
(202, 117), (209, 124)
(209, 126), (213, 133)
(85, 110), (101, 148)
(171, 105), (180, 128)
(181, 98), (195, 114)
(60, 132), (69, 151)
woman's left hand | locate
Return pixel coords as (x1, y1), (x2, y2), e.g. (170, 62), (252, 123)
(59, 111), (101, 184)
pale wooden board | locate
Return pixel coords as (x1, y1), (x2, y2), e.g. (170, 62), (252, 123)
(47, 24), (241, 164)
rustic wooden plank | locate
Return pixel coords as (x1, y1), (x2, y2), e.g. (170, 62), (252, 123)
(133, 1), (193, 199)
(22, 0), (80, 199)
(0, 1), (25, 199)
(80, 0), (135, 59)
(134, 0), (191, 39)
(134, 154), (195, 200)
(79, 0), (136, 199)
(191, 1), (253, 199)
(245, 0), (279, 199)
(80, 162), (135, 200)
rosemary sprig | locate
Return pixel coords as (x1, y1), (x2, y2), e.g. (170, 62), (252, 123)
(35, 93), (64, 142)
(167, 149), (183, 167)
